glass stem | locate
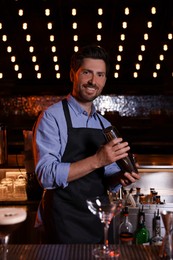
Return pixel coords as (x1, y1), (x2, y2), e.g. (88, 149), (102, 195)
(104, 222), (109, 250)
(0, 234), (9, 260)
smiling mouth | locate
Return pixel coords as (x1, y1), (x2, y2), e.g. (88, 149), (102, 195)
(83, 84), (97, 90)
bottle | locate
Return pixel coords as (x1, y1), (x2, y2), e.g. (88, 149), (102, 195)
(135, 206), (150, 245)
(151, 209), (163, 246)
(134, 187), (141, 206)
(103, 126), (138, 174)
(119, 206), (134, 245)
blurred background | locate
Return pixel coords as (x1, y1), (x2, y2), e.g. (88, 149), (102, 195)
(0, 0), (173, 166)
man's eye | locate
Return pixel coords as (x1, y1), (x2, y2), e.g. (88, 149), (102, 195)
(98, 73), (105, 77)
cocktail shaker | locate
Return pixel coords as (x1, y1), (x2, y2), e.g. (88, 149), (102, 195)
(103, 126), (138, 174)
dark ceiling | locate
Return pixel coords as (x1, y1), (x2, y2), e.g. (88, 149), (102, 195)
(0, 0), (173, 96)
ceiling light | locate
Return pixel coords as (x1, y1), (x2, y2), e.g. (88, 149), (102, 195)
(122, 22), (127, 29)
(153, 72), (157, 78)
(138, 55), (143, 61)
(98, 9), (103, 15)
(168, 33), (173, 40)
(56, 73), (61, 78)
(124, 7), (130, 15)
(136, 63), (140, 70)
(120, 34), (125, 41)
(114, 72), (119, 78)
(7, 46), (12, 53)
(159, 54), (164, 60)
(45, 9), (50, 16)
(72, 23), (77, 29)
(51, 46), (56, 52)
(53, 56), (58, 62)
(18, 9), (24, 16)
(26, 35), (31, 42)
(2, 35), (7, 41)
(151, 7), (156, 14)
(37, 73), (41, 79)
(144, 33), (148, 40)
(18, 73), (22, 79)
(97, 35), (101, 41)
(47, 23), (52, 30)
(11, 56), (16, 62)
(147, 21), (152, 28)
(72, 9), (77, 16)
(133, 72), (138, 78)
(50, 35), (54, 42)
(156, 64), (160, 70)
(32, 56), (37, 62)
(141, 45), (145, 51)
(29, 46), (34, 52)
(118, 45), (123, 52)
(14, 64), (19, 71)
(55, 65), (59, 71)
(22, 23), (27, 30)
(117, 55), (121, 61)
(74, 46), (79, 52)
(97, 22), (102, 29)
(163, 44), (168, 51)
(115, 64), (120, 70)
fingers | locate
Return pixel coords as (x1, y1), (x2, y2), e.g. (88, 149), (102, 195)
(120, 172), (140, 187)
(107, 138), (130, 154)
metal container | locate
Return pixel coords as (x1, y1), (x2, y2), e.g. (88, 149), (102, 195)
(0, 123), (7, 165)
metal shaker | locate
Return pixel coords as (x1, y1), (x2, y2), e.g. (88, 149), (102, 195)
(103, 125), (138, 174)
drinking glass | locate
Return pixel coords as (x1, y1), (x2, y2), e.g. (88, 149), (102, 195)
(0, 207), (27, 259)
(86, 194), (123, 258)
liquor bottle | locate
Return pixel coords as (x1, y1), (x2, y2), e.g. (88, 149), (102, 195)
(151, 209), (163, 246)
(135, 206), (150, 245)
(119, 206), (134, 245)
(103, 126), (138, 174)
(134, 187), (141, 206)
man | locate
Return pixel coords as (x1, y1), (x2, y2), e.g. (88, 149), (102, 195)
(33, 45), (140, 244)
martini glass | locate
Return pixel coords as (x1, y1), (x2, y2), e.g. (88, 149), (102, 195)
(86, 194), (123, 258)
(0, 207), (27, 260)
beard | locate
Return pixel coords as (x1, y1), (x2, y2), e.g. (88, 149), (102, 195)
(78, 84), (101, 102)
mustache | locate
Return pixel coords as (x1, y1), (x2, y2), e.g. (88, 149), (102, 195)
(84, 82), (97, 88)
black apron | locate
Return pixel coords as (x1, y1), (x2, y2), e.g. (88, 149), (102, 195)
(43, 99), (108, 244)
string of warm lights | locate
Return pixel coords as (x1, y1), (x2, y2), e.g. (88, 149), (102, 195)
(0, 1), (172, 84)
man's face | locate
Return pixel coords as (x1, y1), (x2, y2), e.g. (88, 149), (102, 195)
(71, 58), (107, 103)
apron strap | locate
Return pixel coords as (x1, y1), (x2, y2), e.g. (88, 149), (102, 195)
(62, 98), (105, 130)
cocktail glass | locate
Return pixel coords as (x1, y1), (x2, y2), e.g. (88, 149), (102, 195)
(0, 207), (27, 259)
(86, 194), (122, 258)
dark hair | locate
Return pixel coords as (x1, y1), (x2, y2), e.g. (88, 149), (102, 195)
(70, 45), (110, 76)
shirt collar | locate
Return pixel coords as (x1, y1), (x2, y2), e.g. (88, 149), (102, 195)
(66, 94), (97, 117)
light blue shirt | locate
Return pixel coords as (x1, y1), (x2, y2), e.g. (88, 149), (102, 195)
(33, 94), (121, 191)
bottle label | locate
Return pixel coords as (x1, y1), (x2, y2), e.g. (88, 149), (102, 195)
(120, 232), (134, 245)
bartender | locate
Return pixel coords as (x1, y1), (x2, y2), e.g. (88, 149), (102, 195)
(32, 45), (140, 244)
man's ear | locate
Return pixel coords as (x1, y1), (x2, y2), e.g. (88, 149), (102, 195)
(70, 69), (74, 82)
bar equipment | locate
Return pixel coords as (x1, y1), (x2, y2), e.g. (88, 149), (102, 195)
(86, 194), (122, 258)
(0, 207), (27, 259)
(103, 126), (138, 174)
(160, 210), (173, 259)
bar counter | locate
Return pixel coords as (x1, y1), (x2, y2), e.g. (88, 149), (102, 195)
(5, 244), (160, 260)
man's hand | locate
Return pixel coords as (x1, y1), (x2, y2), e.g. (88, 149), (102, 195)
(95, 138), (130, 168)
(120, 172), (140, 187)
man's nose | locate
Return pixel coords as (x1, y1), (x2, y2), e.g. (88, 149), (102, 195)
(88, 74), (96, 85)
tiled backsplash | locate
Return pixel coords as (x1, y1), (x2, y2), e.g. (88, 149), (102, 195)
(0, 95), (173, 118)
